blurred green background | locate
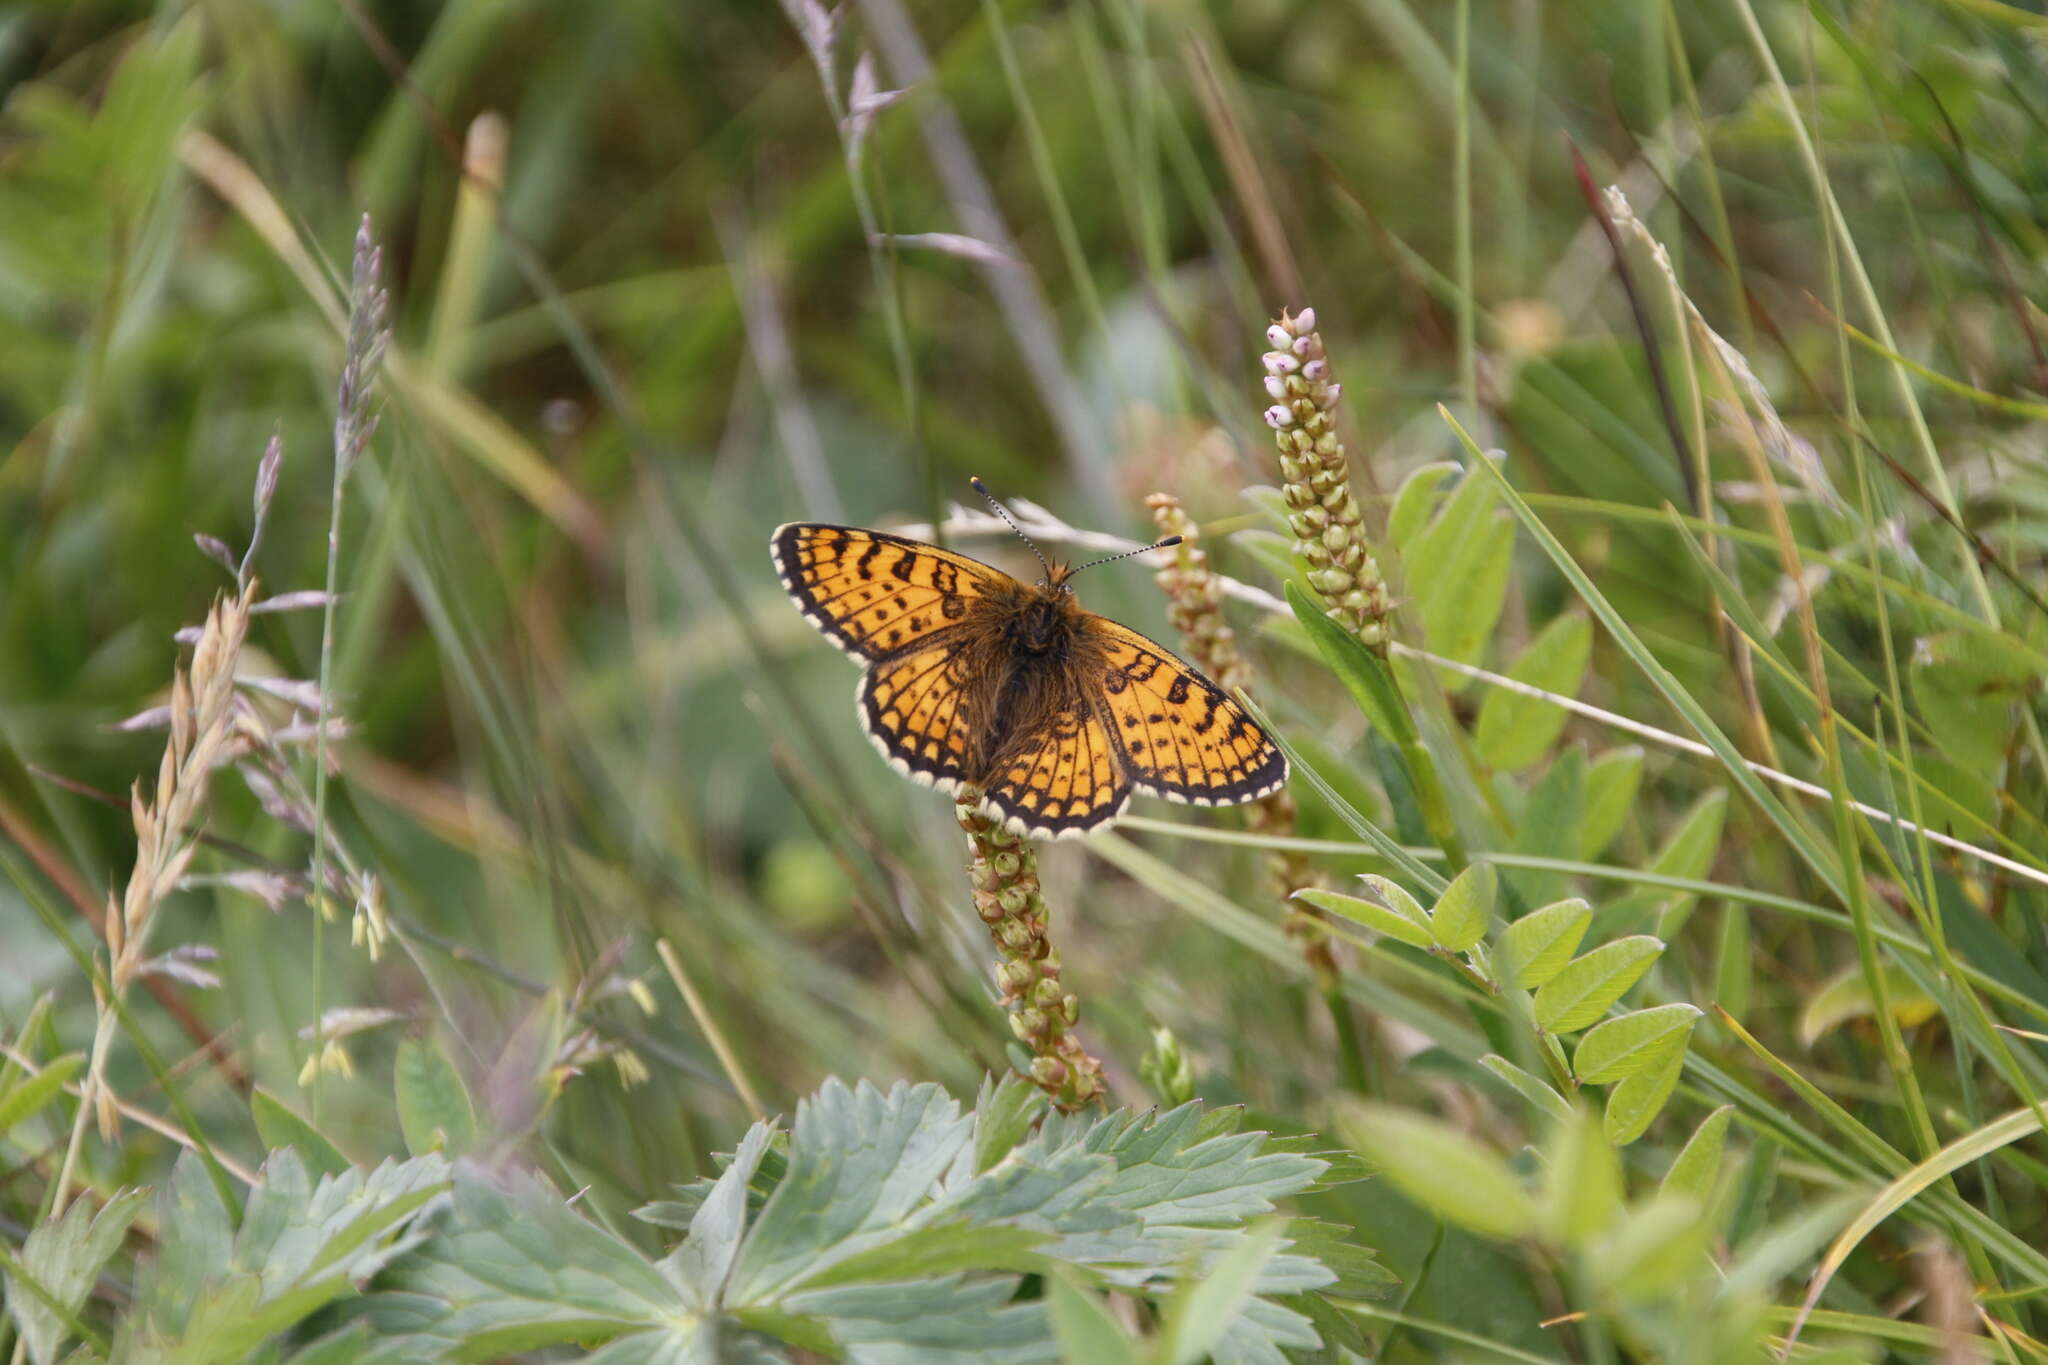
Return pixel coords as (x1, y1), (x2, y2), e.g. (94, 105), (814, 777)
(6, 0), (2048, 1356)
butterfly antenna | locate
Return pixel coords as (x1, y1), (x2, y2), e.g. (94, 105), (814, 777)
(1068, 536), (1183, 577)
(969, 476), (1054, 583)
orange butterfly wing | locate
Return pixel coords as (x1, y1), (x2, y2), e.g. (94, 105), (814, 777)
(857, 640), (980, 792)
(979, 703), (1129, 839)
(1086, 619), (1288, 806)
(772, 524), (998, 661)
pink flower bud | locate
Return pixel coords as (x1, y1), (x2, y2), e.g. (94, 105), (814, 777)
(1263, 350), (1300, 375)
(1266, 323), (1292, 348)
(1264, 376), (1287, 400)
(1264, 405), (1295, 429)
(1294, 306), (1317, 332)
(1302, 358), (1328, 383)
(1320, 383), (1343, 408)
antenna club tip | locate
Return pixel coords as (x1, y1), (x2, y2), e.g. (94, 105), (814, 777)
(968, 475), (989, 492)
(1157, 535), (1183, 549)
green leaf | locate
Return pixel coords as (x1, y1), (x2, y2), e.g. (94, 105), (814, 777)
(0, 1053), (84, 1139)
(1475, 614), (1593, 771)
(1499, 898), (1592, 991)
(394, 1037), (477, 1157)
(1479, 1055), (1575, 1126)
(1576, 747), (1644, 859)
(1387, 461), (1460, 551)
(377, 1078), (1352, 1364)
(1357, 874), (1430, 928)
(973, 1072), (1049, 1173)
(1161, 1219), (1284, 1365)
(249, 1088), (351, 1181)
(666, 1121), (777, 1307)
(143, 1150), (451, 1361)
(1542, 1111), (1621, 1248)
(7, 1186), (148, 1365)
(1405, 456), (1513, 676)
(729, 1079), (973, 1301)
(1661, 1106), (1735, 1204)
(1584, 1193), (1711, 1303)
(1046, 1275), (1137, 1365)
(1572, 1004), (1703, 1085)
(1340, 1104), (1536, 1241)
(1231, 527), (1312, 592)
(1285, 580), (1416, 747)
(1534, 936), (1664, 1034)
(1649, 790), (1729, 936)
(1602, 1034), (1689, 1146)
(1295, 888), (1434, 950)
(1427, 863), (1495, 953)
(1798, 963), (1941, 1047)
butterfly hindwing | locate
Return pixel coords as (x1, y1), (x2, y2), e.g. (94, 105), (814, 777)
(857, 641), (979, 792)
(773, 523), (997, 661)
(1087, 619), (1288, 806)
(980, 703), (1129, 838)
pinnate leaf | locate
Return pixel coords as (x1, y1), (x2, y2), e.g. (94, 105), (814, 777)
(1428, 863), (1495, 953)
(1500, 898), (1591, 990)
(1572, 1004), (1702, 1085)
(1534, 936), (1664, 1034)
(1340, 1103), (1535, 1241)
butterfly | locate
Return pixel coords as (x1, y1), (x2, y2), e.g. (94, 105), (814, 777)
(771, 480), (1287, 839)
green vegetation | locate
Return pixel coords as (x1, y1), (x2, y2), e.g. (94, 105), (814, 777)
(4, 0), (2048, 1359)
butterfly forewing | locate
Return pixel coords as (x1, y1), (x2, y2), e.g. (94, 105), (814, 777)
(772, 523), (996, 660)
(1088, 620), (1287, 806)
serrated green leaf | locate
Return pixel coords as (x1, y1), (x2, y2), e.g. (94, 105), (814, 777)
(1479, 1055), (1575, 1125)
(1339, 1104), (1536, 1240)
(395, 1037), (477, 1157)
(146, 1150), (451, 1362)
(1576, 747), (1643, 859)
(1047, 1275), (1137, 1365)
(1602, 1034), (1689, 1146)
(1534, 936), (1664, 1034)
(1661, 1106), (1735, 1204)
(1295, 888), (1434, 949)
(7, 1186), (147, 1365)
(1282, 1220), (1399, 1300)
(1428, 863), (1495, 953)
(1475, 614), (1593, 771)
(1387, 461), (1461, 551)
(729, 1080), (974, 1300)
(249, 1088), (350, 1180)
(0, 1054), (83, 1141)
(1542, 1111), (1621, 1249)
(973, 1072), (1049, 1173)
(1573, 1004), (1703, 1085)
(667, 1121), (776, 1307)
(1500, 898), (1592, 991)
